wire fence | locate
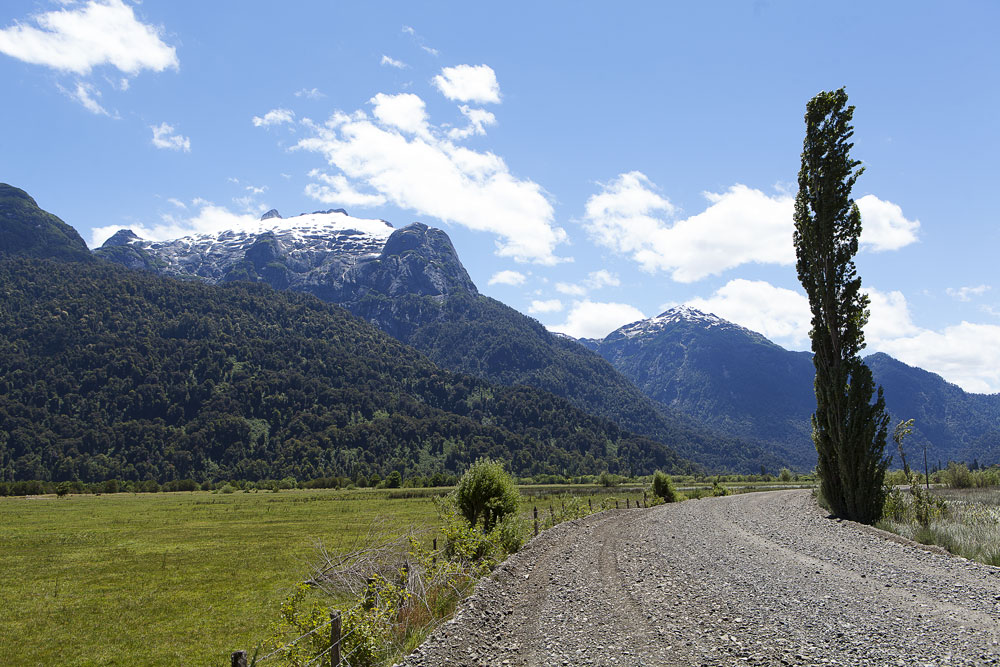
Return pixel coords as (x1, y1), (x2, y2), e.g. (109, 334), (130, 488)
(232, 599), (365, 667)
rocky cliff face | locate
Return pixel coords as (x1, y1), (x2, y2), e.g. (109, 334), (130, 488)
(96, 210), (477, 305)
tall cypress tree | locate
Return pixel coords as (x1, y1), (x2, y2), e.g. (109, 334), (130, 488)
(792, 88), (890, 524)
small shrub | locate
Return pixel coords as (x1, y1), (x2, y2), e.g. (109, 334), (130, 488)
(652, 471), (678, 503)
(712, 481), (729, 497)
(778, 468), (793, 482)
(881, 486), (909, 523)
(453, 458), (519, 532)
(598, 471), (619, 488)
(943, 462), (973, 489)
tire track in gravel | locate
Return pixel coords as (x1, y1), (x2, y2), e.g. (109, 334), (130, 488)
(398, 490), (1000, 666)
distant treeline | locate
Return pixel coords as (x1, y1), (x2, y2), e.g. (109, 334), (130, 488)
(0, 258), (694, 484)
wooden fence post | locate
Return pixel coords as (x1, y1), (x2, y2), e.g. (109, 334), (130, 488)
(331, 610), (342, 667)
(615, 500), (619, 509)
(533, 506), (538, 536)
(432, 537), (437, 564)
(231, 651), (247, 667)
(626, 497), (630, 509)
(588, 498), (593, 511)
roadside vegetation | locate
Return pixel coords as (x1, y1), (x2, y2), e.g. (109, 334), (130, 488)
(879, 463), (1000, 567)
(0, 465), (815, 666)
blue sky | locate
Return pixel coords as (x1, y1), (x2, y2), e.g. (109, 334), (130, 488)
(2, 1), (999, 392)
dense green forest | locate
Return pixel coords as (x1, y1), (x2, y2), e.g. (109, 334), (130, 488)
(351, 290), (788, 472)
(0, 257), (696, 483)
(0, 184), (94, 263)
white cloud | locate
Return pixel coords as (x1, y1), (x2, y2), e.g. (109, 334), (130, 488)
(946, 285), (991, 302)
(585, 269), (620, 289)
(295, 94), (567, 264)
(304, 170), (387, 207)
(528, 299), (564, 314)
(381, 55), (407, 69)
(585, 174), (791, 282)
(150, 122), (190, 152)
(681, 280), (1000, 393)
(865, 288), (921, 343)
(555, 282), (587, 296)
(252, 108), (295, 128)
(232, 195), (267, 216)
(166, 197), (186, 209)
(401, 25), (437, 56)
(448, 105), (496, 140)
(855, 195), (920, 251)
(487, 270), (527, 286)
(685, 279), (812, 348)
(62, 80), (109, 115)
(551, 270), (620, 300)
(548, 300), (646, 339)
(370, 93), (428, 136)
(91, 201), (259, 248)
(585, 173), (920, 283)
(0, 0), (177, 75)
(245, 185), (267, 195)
(295, 87), (324, 99)
(873, 320), (1000, 394)
(432, 64), (501, 104)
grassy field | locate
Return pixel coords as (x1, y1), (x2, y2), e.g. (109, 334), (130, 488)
(0, 479), (814, 666)
(879, 486), (1000, 566)
(0, 489), (441, 666)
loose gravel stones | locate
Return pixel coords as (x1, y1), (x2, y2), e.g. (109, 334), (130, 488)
(395, 490), (1000, 666)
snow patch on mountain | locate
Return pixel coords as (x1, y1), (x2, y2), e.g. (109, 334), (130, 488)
(101, 210), (395, 279)
(613, 306), (748, 339)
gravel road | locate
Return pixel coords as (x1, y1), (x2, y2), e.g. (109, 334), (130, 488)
(396, 490), (1000, 666)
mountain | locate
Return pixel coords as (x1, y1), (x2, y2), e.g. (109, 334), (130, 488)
(864, 353), (1000, 466)
(95, 209), (784, 472)
(585, 307), (1000, 468)
(0, 184), (94, 263)
(0, 256), (694, 483)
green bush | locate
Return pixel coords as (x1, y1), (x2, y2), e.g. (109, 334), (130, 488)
(943, 462), (973, 489)
(652, 471), (678, 503)
(453, 458), (520, 532)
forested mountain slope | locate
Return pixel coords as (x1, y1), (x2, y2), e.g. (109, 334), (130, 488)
(585, 307), (1000, 468)
(0, 257), (695, 483)
(0, 184), (94, 263)
(92, 207), (787, 473)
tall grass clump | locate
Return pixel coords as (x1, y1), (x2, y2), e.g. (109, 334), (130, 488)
(879, 481), (1000, 567)
(652, 471), (678, 503)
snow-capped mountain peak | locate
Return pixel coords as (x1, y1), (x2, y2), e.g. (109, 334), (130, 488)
(614, 306), (732, 339)
(99, 209), (396, 280)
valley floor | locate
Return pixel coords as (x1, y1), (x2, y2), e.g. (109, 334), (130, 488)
(398, 490), (1000, 666)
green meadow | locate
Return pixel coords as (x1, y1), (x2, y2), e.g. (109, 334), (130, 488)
(0, 489), (440, 666)
(0, 479), (811, 666)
